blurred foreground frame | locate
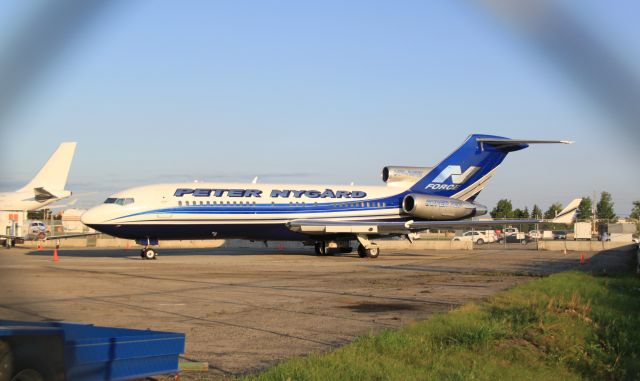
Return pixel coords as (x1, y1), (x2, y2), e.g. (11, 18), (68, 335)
(475, 0), (640, 139)
(0, 0), (118, 126)
(0, 0), (638, 140)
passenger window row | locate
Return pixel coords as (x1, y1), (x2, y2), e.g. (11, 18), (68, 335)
(177, 201), (387, 208)
(178, 200), (259, 206)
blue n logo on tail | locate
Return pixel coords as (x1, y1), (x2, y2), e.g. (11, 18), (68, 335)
(410, 134), (530, 200)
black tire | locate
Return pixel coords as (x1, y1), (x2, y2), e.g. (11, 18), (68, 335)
(476, 239), (484, 245)
(366, 247), (380, 258)
(0, 340), (13, 381)
(357, 244), (367, 258)
(314, 242), (327, 256)
(143, 248), (156, 260)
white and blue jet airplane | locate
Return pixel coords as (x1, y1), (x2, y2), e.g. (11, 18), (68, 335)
(81, 134), (573, 259)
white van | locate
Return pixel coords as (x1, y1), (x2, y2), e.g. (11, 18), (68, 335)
(452, 231), (493, 245)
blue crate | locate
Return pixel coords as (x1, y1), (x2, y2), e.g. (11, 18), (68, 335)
(0, 320), (185, 381)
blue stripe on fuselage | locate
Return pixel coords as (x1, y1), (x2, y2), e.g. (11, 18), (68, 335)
(109, 193), (408, 222)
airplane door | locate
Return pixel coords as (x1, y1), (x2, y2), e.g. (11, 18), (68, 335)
(157, 195), (173, 219)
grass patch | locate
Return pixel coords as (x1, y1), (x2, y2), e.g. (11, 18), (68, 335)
(243, 272), (640, 380)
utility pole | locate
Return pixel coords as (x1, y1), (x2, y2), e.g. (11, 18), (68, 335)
(592, 190), (598, 235)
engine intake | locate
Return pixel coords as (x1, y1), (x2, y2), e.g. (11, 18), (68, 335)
(401, 194), (487, 220)
(382, 166), (432, 186)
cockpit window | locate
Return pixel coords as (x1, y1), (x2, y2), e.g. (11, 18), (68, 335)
(109, 198), (135, 206)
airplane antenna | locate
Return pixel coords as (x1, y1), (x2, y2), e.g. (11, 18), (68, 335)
(252, 176), (258, 184)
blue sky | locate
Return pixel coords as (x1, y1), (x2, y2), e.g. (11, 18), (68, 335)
(0, 1), (638, 215)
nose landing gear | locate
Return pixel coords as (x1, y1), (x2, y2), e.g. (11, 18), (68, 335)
(140, 247), (157, 260)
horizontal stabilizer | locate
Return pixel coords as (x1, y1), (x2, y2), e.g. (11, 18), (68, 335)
(34, 187), (57, 201)
(34, 187), (71, 203)
(477, 138), (574, 148)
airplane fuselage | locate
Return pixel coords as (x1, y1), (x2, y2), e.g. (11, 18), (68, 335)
(81, 182), (421, 242)
(79, 134), (572, 259)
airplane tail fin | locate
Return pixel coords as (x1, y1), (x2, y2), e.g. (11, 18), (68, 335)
(551, 198), (583, 224)
(409, 134), (573, 201)
(17, 142), (77, 193)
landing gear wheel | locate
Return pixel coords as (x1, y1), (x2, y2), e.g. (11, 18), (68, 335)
(357, 244), (367, 258)
(143, 248), (157, 260)
(314, 242), (327, 256)
(366, 247), (380, 258)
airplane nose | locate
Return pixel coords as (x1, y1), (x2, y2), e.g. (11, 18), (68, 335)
(80, 208), (100, 226)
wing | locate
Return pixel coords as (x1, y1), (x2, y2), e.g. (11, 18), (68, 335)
(287, 219), (542, 235)
(1, 232), (98, 240)
(45, 232), (99, 240)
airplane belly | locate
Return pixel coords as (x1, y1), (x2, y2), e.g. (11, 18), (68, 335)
(87, 222), (311, 241)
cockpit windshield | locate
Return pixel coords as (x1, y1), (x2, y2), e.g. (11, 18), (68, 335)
(104, 197), (134, 205)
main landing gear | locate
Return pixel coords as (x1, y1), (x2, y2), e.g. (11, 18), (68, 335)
(314, 242), (328, 256)
(313, 241), (379, 258)
(313, 242), (354, 256)
(357, 244), (380, 258)
(140, 247), (157, 260)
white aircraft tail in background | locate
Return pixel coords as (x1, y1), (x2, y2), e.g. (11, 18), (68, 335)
(551, 198), (583, 224)
(0, 142), (77, 211)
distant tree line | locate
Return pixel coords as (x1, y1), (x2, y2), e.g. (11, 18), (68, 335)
(490, 192), (639, 224)
(490, 200), (560, 220)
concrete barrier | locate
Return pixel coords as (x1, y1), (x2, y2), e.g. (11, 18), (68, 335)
(376, 240), (472, 251)
(538, 240), (635, 252)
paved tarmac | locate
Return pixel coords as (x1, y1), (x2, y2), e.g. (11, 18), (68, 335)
(0, 246), (632, 378)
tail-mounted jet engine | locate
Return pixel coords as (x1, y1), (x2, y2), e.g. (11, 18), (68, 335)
(401, 194), (487, 220)
(382, 166), (432, 186)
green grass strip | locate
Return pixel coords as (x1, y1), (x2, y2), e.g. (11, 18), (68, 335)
(244, 271), (640, 381)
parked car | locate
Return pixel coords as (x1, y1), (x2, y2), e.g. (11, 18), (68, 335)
(503, 227), (519, 236)
(497, 233), (531, 244)
(452, 231), (491, 245)
(528, 230), (542, 240)
(552, 230), (568, 240)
